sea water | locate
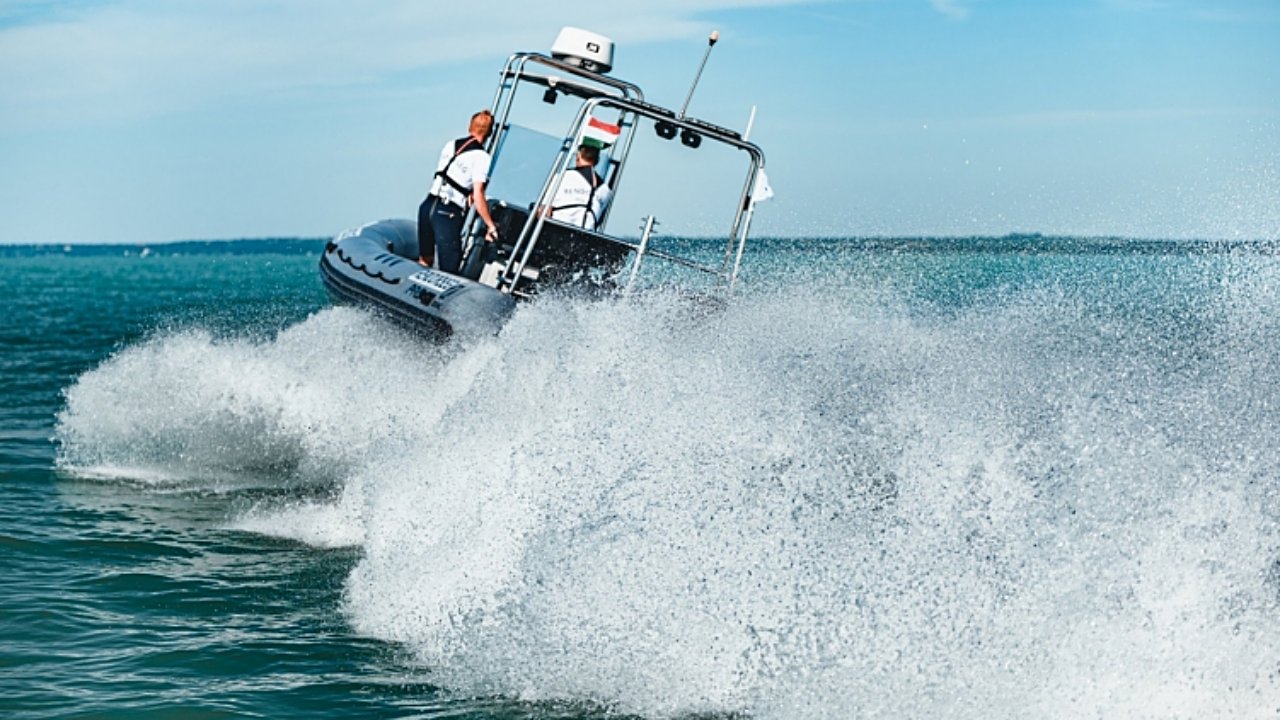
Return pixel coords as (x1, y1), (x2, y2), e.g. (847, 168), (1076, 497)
(2, 238), (1279, 718)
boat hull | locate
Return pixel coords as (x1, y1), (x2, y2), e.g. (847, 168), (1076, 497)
(319, 219), (516, 339)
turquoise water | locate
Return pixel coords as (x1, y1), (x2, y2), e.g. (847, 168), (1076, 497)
(3, 239), (1280, 717)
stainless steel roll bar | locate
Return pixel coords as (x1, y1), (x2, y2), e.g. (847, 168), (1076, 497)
(495, 95), (767, 297)
(487, 52), (644, 176)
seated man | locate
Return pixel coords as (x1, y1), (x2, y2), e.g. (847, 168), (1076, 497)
(545, 144), (612, 231)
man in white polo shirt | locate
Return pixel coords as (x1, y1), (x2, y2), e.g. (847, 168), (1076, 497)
(417, 110), (500, 273)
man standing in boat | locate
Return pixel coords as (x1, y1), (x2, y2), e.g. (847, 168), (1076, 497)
(418, 110), (500, 272)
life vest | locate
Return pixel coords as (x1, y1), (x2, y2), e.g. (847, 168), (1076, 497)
(551, 165), (606, 230)
(434, 136), (485, 204)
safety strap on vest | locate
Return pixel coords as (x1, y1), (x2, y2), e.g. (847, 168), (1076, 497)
(550, 166), (605, 230)
(434, 136), (484, 203)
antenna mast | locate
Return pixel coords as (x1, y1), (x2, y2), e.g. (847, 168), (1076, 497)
(679, 30), (720, 119)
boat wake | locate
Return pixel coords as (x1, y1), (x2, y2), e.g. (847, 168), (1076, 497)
(55, 263), (1280, 717)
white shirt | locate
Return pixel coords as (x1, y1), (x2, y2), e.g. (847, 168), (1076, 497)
(430, 137), (491, 207)
(549, 166), (612, 230)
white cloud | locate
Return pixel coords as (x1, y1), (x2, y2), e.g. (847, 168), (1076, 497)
(929, 0), (971, 21)
(0, 0), (805, 132)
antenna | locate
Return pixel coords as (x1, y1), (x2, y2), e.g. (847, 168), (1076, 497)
(679, 30), (719, 119)
(743, 105), (758, 141)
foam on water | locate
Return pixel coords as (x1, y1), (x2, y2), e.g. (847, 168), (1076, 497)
(55, 256), (1280, 718)
(56, 307), (441, 488)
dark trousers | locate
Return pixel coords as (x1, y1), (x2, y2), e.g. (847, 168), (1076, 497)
(417, 196), (465, 274)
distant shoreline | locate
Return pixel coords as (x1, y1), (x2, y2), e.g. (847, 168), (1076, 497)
(2, 235), (1278, 258)
(0, 238), (328, 257)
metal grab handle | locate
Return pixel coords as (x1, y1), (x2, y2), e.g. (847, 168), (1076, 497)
(624, 215), (659, 296)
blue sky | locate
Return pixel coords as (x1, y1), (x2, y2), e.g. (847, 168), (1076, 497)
(1, 0), (1277, 243)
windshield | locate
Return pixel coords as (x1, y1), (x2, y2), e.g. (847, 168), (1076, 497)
(488, 123), (616, 227)
(486, 124), (564, 210)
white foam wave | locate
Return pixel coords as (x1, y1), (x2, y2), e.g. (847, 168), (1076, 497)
(55, 263), (1280, 717)
(56, 307), (444, 486)
(336, 281), (1280, 717)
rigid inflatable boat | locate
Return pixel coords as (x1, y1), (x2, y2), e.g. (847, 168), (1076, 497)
(320, 27), (771, 339)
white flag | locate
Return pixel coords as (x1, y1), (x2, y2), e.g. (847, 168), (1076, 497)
(751, 168), (774, 203)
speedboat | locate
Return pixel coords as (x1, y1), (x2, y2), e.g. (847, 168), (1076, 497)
(319, 27), (770, 339)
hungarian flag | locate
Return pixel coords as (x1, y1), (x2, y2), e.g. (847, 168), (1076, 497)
(581, 117), (621, 149)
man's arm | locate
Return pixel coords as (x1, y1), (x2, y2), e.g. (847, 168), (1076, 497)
(471, 182), (499, 241)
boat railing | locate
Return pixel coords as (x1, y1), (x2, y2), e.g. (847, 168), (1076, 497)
(488, 52), (643, 171)
(497, 95), (766, 296)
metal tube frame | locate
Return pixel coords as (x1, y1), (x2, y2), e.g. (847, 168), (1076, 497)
(458, 53), (646, 267)
(624, 215), (658, 295)
(495, 95), (766, 297)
